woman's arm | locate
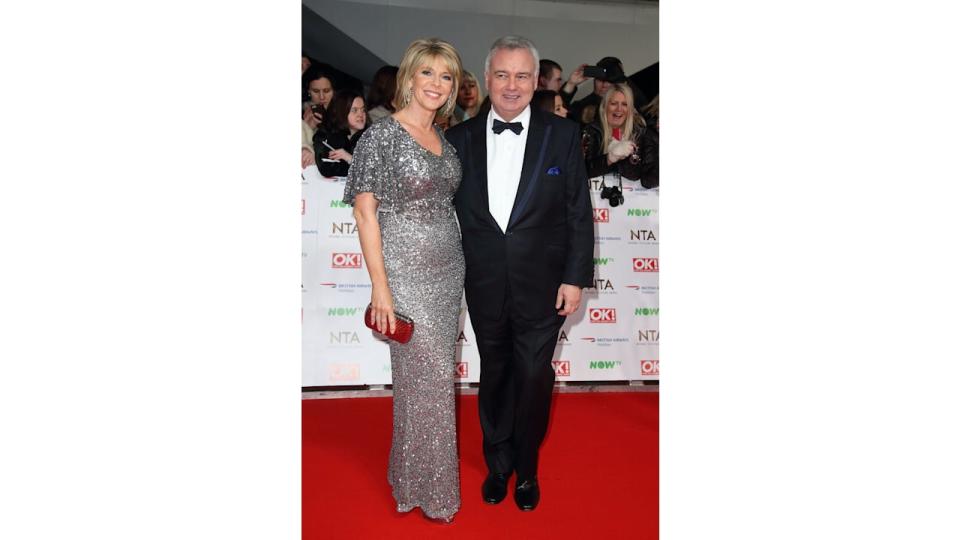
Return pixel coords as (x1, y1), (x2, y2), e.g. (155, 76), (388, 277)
(353, 192), (396, 334)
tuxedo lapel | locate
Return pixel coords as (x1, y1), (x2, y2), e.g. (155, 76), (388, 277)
(467, 116), (502, 232)
(507, 110), (551, 230)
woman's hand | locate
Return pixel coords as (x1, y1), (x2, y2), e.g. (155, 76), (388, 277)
(328, 149), (353, 163)
(607, 140), (636, 164)
(301, 147), (316, 168)
(303, 106), (322, 129)
(370, 285), (397, 335)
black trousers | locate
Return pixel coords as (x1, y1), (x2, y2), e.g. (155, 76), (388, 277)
(471, 285), (565, 480)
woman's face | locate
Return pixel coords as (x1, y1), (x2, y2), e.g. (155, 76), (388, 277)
(457, 78), (478, 109)
(348, 97), (366, 133)
(553, 95), (568, 118)
(605, 91), (630, 130)
(309, 77), (334, 107)
(407, 56), (454, 114)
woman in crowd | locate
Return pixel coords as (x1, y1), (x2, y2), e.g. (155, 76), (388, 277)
(342, 37), (464, 524)
(639, 95), (659, 188)
(532, 89), (568, 118)
(313, 89), (367, 177)
(301, 69), (337, 168)
(451, 71), (482, 124)
(580, 82), (647, 183)
(366, 65), (399, 124)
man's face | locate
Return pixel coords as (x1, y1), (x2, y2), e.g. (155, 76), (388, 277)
(594, 78), (613, 98)
(486, 48), (537, 121)
(539, 67), (563, 91)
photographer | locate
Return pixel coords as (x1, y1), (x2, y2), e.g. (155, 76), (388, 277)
(568, 56), (623, 125)
(580, 82), (645, 183)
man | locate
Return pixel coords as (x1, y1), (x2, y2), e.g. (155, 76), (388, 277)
(446, 36), (594, 512)
(568, 56), (626, 125)
(538, 59), (587, 107)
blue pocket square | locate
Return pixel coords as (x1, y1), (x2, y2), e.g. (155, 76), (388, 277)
(547, 166), (561, 176)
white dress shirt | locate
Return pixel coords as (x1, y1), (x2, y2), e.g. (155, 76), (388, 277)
(486, 105), (531, 233)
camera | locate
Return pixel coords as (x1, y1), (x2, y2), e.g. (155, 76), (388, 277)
(600, 184), (624, 207)
(583, 65), (606, 79)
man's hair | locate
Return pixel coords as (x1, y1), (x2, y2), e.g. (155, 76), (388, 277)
(483, 36), (540, 78)
(539, 59), (562, 80)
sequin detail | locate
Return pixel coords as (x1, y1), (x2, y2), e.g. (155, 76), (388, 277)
(343, 117), (464, 520)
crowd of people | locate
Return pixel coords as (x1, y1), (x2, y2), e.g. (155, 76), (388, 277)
(302, 50), (658, 189)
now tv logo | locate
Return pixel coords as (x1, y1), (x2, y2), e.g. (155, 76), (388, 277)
(593, 208), (609, 223)
(627, 208), (656, 217)
(588, 308), (617, 323)
(332, 253), (363, 268)
(633, 258), (658, 272)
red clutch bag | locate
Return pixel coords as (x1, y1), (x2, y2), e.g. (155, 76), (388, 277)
(364, 304), (414, 344)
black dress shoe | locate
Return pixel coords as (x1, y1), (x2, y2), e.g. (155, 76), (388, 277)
(514, 478), (540, 511)
(482, 472), (510, 504)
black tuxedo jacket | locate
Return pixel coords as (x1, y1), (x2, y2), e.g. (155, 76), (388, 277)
(447, 108), (594, 320)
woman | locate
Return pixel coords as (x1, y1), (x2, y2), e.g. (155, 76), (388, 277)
(366, 65), (399, 124)
(532, 89), (568, 118)
(302, 69), (337, 168)
(580, 82), (647, 183)
(342, 38), (464, 524)
(313, 89), (367, 178)
(451, 71), (481, 125)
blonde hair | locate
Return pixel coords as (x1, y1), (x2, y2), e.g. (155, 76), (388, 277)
(600, 83), (640, 153)
(393, 38), (464, 118)
(457, 71), (483, 116)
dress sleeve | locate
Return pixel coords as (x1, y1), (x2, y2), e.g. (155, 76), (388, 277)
(342, 125), (392, 207)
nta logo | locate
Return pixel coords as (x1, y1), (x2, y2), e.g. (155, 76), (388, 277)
(552, 360), (570, 377)
(641, 360), (659, 375)
(635, 307), (659, 316)
(455, 362), (468, 378)
(332, 253), (363, 268)
(332, 222), (358, 235)
(627, 208), (656, 217)
(329, 331), (360, 344)
(592, 278), (614, 291)
(558, 330), (569, 343)
(593, 208), (609, 223)
(633, 258), (658, 272)
(588, 308), (617, 323)
(630, 229), (657, 241)
(638, 329), (660, 343)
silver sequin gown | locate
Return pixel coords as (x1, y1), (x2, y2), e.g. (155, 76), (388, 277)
(343, 116), (464, 520)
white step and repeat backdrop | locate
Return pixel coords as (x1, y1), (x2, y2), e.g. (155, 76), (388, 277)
(302, 168), (658, 387)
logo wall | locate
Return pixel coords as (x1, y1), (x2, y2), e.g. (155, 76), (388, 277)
(303, 171), (658, 386)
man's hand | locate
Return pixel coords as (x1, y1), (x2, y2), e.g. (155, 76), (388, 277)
(562, 64), (587, 95)
(555, 284), (583, 316)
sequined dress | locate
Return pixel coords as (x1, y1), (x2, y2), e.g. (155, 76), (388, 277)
(343, 116), (464, 520)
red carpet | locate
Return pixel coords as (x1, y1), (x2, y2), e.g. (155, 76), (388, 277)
(303, 391), (658, 539)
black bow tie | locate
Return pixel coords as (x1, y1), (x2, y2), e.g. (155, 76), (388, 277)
(492, 119), (523, 135)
